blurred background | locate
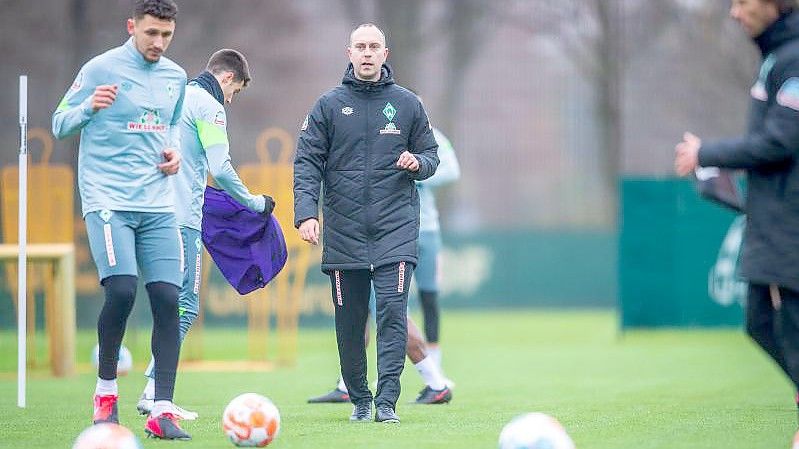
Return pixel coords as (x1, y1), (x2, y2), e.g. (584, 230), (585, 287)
(0, 0), (755, 364)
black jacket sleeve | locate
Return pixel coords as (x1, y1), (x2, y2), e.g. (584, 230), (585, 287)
(407, 100), (439, 180)
(293, 97), (330, 228)
(699, 58), (799, 169)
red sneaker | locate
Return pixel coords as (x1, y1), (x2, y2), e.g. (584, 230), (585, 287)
(92, 394), (119, 424)
(145, 413), (191, 440)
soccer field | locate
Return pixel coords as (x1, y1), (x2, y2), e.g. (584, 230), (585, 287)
(0, 310), (794, 449)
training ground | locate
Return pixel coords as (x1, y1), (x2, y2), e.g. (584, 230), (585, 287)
(0, 310), (794, 448)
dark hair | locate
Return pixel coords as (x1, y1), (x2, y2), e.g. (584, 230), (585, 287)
(206, 49), (252, 87)
(772, 0), (797, 13)
(133, 0), (178, 21)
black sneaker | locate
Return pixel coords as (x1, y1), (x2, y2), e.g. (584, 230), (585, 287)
(308, 387), (350, 404)
(414, 386), (452, 404)
(350, 402), (372, 422)
(374, 405), (400, 423)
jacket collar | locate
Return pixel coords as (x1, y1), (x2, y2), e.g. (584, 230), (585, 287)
(189, 71), (225, 105)
(755, 11), (799, 55)
(123, 37), (158, 69)
(341, 63), (395, 93)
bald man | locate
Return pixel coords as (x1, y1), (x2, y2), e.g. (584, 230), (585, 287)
(293, 23), (439, 423)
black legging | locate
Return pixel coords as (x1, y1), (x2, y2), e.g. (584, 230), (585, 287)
(97, 276), (180, 401)
(746, 283), (799, 393)
(419, 290), (440, 343)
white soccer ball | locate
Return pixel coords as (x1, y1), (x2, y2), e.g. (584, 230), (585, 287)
(223, 393), (281, 447)
(91, 344), (133, 376)
(72, 423), (142, 449)
(498, 413), (575, 449)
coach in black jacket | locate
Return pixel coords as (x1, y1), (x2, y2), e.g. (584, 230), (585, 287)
(294, 23), (439, 423)
(676, 0), (799, 416)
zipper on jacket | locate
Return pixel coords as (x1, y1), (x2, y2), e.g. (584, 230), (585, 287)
(364, 99), (374, 269)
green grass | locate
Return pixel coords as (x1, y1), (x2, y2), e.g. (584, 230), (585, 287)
(0, 310), (795, 448)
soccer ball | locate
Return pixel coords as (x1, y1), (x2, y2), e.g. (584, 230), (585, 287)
(223, 393), (281, 447)
(498, 413), (575, 449)
(72, 423), (141, 449)
(91, 344), (133, 376)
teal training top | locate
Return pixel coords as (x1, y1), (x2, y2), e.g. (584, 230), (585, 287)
(417, 128), (460, 232)
(174, 82), (264, 230)
(52, 37), (187, 217)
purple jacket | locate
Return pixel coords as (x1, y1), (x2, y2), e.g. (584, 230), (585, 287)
(202, 186), (288, 295)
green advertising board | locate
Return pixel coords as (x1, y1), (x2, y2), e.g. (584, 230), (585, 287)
(619, 177), (745, 328)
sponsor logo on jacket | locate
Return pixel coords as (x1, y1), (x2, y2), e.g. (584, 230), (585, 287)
(127, 108), (167, 132)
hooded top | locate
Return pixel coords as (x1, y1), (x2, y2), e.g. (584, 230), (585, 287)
(294, 63), (439, 272)
(699, 11), (799, 291)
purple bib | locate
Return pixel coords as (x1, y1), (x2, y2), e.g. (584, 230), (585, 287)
(201, 186), (288, 295)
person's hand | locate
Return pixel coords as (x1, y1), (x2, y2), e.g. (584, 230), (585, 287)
(158, 148), (181, 175)
(262, 195), (275, 216)
(396, 150), (420, 172)
(674, 132), (701, 177)
(91, 85), (118, 112)
(298, 218), (319, 245)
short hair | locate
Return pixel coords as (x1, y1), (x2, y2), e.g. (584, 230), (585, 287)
(349, 23), (386, 46)
(771, 0), (797, 13)
(133, 0), (178, 21)
(206, 49), (252, 87)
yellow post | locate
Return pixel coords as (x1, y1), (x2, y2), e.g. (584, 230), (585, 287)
(1, 128), (74, 375)
(238, 127), (315, 366)
(0, 243), (75, 377)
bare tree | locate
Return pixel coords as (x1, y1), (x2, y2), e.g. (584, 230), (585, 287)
(499, 0), (683, 223)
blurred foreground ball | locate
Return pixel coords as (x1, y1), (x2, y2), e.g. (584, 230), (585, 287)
(498, 412), (575, 449)
(72, 423), (141, 449)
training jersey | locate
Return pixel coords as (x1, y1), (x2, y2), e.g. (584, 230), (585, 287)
(52, 37), (187, 217)
(417, 128), (461, 232)
(174, 83), (265, 230)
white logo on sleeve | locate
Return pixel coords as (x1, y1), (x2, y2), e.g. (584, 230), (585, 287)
(213, 110), (226, 126)
(301, 115), (309, 131)
(777, 77), (799, 110)
(342, 106), (354, 115)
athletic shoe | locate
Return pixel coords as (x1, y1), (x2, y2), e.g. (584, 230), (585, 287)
(136, 395), (154, 415)
(137, 395), (198, 420)
(413, 385), (452, 404)
(308, 387), (350, 404)
(145, 413), (191, 440)
(349, 402), (372, 422)
(93, 394), (119, 424)
(374, 405), (400, 423)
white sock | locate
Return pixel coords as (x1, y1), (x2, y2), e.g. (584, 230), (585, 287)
(95, 377), (118, 396)
(428, 347), (442, 368)
(143, 377), (155, 399)
(414, 356), (447, 390)
(150, 400), (173, 418)
(337, 377), (348, 393)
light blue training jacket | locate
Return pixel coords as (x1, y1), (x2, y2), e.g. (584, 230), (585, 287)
(52, 37), (187, 217)
(417, 128), (461, 232)
(174, 82), (265, 230)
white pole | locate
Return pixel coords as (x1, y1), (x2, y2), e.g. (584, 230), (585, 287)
(18, 75), (27, 409)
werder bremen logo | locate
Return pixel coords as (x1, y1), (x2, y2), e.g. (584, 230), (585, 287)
(140, 109), (161, 124)
(382, 102), (396, 122)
